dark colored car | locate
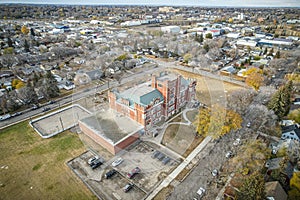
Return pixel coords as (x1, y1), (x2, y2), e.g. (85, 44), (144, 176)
(152, 151), (160, 159)
(162, 157), (171, 165)
(31, 104), (39, 110)
(127, 167), (140, 179)
(157, 152), (165, 161)
(42, 107), (51, 112)
(48, 100), (56, 105)
(123, 183), (133, 193)
(105, 169), (117, 179)
(90, 158), (103, 169)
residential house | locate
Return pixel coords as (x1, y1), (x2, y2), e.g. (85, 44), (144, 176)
(281, 124), (300, 142)
(265, 157), (294, 188)
(265, 181), (287, 200)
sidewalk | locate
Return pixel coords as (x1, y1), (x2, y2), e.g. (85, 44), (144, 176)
(145, 136), (212, 200)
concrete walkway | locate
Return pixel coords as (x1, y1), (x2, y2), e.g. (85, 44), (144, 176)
(145, 136), (212, 200)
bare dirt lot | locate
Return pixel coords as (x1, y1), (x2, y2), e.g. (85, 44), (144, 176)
(68, 141), (178, 200)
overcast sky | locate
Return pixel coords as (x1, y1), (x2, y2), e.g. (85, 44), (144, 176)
(1, 0), (300, 7)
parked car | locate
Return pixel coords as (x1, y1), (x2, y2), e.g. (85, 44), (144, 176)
(112, 157), (123, 167)
(233, 138), (241, 146)
(11, 112), (22, 117)
(127, 167), (141, 179)
(31, 104), (39, 110)
(48, 100), (56, 105)
(0, 114), (11, 121)
(151, 150), (160, 159)
(212, 169), (218, 177)
(246, 122), (251, 128)
(157, 152), (165, 161)
(162, 157), (171, 165)
(105, 169), (117, 179)
(225, 151), (233, 158)
(123, 183), (133, 193)
(88, 156), (99, 165)
(90, 158), (103, 169)
(42, 107), (51, 112)
(197, 187), (205, 198)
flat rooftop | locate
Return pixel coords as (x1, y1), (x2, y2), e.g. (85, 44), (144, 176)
(157, 73), (178, 82)
(79, 108), (143, 144)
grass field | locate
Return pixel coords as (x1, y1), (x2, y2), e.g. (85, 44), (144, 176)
(0, 121), (96, 200)
(172, 69), (244, 106)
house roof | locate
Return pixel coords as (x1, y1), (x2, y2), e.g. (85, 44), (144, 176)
(266, 157), (294, 179)
(117, 83), (164, 108)
(282, 124), (300, 139)
(265, 181), (287, 200)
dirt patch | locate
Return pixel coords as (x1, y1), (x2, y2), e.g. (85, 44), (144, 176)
(162, 124), (196, 157)
(186, 110), (198, 123)
(153, 185), (174, 200)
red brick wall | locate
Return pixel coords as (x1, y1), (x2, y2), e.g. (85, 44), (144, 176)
(79, 121), (116, 154)
(108, 91), (116, 110)
(114, 132), (140, 154)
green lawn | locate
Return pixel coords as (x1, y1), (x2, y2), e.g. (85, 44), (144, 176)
(0, 121), (96, 200)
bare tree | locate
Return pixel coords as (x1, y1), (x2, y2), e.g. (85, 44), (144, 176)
(227, 89), (256, 115)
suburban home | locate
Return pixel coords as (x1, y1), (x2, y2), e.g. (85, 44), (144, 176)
(220, 66), (236, 75)
(281, 124), (300, 142)
(265, 157), (294, 187)
(265, 181), (287, 200)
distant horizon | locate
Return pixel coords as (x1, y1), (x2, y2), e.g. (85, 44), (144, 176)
(1, 0), (300, 8)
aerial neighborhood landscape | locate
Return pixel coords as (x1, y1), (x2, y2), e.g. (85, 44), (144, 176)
(0, 1), (300, 200)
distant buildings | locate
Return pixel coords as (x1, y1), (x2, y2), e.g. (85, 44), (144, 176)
(161, 26), (181, 34)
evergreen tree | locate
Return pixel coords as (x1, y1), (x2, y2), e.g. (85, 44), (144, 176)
(263, 47), (268, 55)
(30, 28), (35, 36)
(268, 81), (293, 120)
(24, 39), (30, 52)
(275, 50), (280, 59)
(7, 37), (13, 47)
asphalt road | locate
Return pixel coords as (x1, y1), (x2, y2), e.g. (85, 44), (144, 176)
(0, 63), (165, 129)
(167, 131), (241, 200)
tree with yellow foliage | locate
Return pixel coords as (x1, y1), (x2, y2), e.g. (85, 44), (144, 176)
(289, 172), (300, 200)
(21, 25), (29, 35)
(11, 79), (24, 89)
(245, 70), (264, 91)
(194, 108), (210, 136)
(195, 104), (242, 139)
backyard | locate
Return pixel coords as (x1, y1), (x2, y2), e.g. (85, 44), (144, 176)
(0, 121), (96, 200)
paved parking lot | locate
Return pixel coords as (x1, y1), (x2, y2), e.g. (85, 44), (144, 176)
(68, 141), (179, 200)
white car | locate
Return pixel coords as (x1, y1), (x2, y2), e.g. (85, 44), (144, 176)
(112, 157), (123, 167)
(225, 151), (233, 158)
(246, 122), (251, 128)
(233, 138), (241, 146)
(87, 156), (99, 165)
(197, 187), (205, 198)
(212, 169), (218, 177)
